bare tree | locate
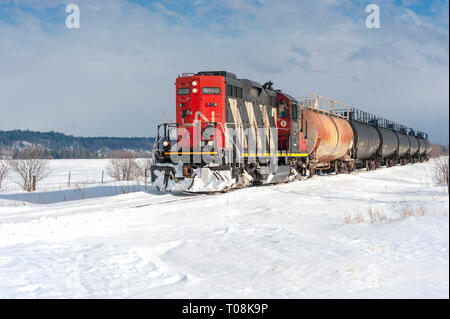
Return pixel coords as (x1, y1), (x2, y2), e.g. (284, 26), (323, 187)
(8, 158), (50, 192)
(136, 158), (153, 180)
(106, 151), (139, 181)
(0, 160), (9, 190)
(432, 157), (449, 193)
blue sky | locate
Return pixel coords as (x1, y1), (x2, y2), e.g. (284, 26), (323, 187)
(1, 0), (447, 28)
(0, 0), (448, 144)
(394, 0), (448, 17)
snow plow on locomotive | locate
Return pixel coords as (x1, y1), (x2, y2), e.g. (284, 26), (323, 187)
(151, 71), (431, 192)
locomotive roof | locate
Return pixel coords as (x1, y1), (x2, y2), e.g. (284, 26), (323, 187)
(274, 89), (299, 104)
(240, 78), (262, 88)
(196, 71), (237, 79)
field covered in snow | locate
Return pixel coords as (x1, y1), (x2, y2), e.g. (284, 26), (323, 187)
(0, 159), (448, 298)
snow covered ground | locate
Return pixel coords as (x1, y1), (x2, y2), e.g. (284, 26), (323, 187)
(0, 159), (448, 298)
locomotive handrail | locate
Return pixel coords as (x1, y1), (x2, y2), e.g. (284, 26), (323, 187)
(299, 93), (350, 120)
(154, 123), (178, 148)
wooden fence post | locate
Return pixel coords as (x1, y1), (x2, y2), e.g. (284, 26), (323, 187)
(68, 170), (71, 188)
(32, 175), (36, 191)
(144, 168), (148, 187)
(101, 170), (104, 183)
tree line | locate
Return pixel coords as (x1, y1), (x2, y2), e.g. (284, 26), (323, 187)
(0, 129), (154, 159)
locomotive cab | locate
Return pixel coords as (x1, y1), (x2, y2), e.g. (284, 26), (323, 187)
(277, 98), (290, 151)
(275, 91), (307, 155)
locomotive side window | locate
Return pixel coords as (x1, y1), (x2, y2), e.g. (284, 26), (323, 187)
(291, 103), (298, 120)
(231, 86), (237, 97)
(177, 88), (190, 95)
(278, 101), (288, 118)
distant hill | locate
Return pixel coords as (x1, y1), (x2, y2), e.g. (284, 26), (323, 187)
(0, 130), (154, 159)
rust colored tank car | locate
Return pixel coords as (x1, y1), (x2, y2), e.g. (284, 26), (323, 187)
(395, 131), (410, 158)
(301, 109), (353, 163)
(376, 127), (399, 159)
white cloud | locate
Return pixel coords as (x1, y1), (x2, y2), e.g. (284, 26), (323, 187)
(405, 8), (423, 26)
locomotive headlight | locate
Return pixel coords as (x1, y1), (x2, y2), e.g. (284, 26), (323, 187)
(207, 140), (214, 146)
(192, 81), (198, 87)
(162, 140), (170, 147)
(192, 88), (198, 93)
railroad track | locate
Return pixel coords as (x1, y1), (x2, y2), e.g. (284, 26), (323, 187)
(133, 192), (221, 209)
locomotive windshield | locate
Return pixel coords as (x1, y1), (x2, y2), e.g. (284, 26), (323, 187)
(278, 101), (288, 118)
